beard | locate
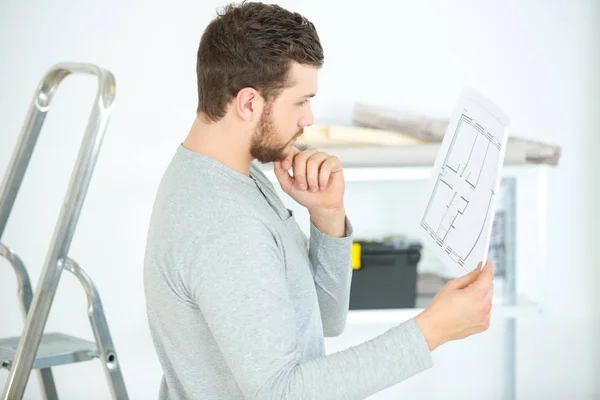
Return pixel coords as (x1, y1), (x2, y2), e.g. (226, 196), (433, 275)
(250, 103), (303, 163)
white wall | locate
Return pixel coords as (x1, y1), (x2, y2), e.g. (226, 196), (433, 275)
(1, 0), (598, 399)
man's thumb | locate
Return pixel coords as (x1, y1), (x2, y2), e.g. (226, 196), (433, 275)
(273, 160), (293, 193)
(447, 262), (482, 290)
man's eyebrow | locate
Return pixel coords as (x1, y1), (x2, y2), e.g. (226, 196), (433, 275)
(300, 93), (316, 99)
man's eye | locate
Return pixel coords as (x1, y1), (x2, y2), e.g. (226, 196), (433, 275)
(297, 100), (308, 106)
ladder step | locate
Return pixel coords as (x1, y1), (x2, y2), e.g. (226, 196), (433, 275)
(0, 332), (98, 370)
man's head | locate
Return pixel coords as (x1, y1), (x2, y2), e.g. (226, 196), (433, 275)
(196, 1), (323, 163)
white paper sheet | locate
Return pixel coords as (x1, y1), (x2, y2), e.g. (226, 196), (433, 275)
(419, 87), (510, 274)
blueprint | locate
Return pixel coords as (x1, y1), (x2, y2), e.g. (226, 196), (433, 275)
(419, 87), (510, 274)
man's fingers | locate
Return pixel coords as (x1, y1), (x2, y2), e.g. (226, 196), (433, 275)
(471, 261), (494, 292)
(306, 152), (329, 192)
(292, 148), (318, 190)
(479, 279), (494, 315)
(273, 160), (293, 193)
(274, 147), (300, 193)
(281, 146), (300, 170)
(318, 156), (342, 190)
(485, 281), (494, 302)
(283, 148), (342, 192)
(447, 261), (482, 290)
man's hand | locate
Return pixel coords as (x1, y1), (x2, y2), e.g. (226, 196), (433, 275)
(274, 147), (346, 237)
(414, 261), (495, 351)
(274, 147), (345, 211)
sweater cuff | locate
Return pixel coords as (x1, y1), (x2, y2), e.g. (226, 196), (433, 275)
(309, 215), (353, 243)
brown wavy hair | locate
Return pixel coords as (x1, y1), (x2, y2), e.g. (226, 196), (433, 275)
(196, 1), (324, 122)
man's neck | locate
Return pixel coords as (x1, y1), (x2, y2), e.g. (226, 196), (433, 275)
(182, 116), (253, 176)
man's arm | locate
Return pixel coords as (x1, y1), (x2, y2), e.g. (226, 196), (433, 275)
(308, 206), (353, 336)
(273, 148), (354, 337)
(185, 214), (433, 400)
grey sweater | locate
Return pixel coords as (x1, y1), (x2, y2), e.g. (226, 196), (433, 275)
(143, 144), (433, 400)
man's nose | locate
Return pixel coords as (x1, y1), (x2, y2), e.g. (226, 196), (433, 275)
(299, 108), (314, 127)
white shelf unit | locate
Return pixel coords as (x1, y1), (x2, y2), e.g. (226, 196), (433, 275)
(260, 144), (546, 314)
(261, 144), (548, 400)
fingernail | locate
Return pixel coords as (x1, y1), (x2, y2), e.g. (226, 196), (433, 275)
(282, 160), (289, 169)
(299, 183), (306, 190)
(310, 186), (317, 192)
(320, 185), (325, 190)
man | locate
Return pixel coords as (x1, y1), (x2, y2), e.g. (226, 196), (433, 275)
(143, 2), (495, 399)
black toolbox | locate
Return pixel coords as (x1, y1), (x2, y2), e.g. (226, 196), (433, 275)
(349, 238), (422, 310)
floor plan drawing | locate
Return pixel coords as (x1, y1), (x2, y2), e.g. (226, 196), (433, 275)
(420, 88), (510, 274)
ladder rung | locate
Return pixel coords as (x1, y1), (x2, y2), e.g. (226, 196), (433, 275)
(0, 332), (98, 370)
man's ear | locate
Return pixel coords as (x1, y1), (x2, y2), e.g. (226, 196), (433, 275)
(235, 87), (263, 122)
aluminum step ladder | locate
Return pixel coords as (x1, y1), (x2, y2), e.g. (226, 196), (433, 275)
(0, 63), (128, 400)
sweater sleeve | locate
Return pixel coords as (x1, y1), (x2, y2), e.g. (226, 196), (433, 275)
(307, 215), (354, 337)
(186, 215), (433, 400)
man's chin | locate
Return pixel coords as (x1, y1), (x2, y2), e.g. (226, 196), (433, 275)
(251, 143), (294, 164)
(254, 152), (287, 164)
